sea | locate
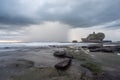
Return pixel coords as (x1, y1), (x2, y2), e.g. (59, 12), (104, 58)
(0, 42), (96, 48)
(0, 42), (96, 52)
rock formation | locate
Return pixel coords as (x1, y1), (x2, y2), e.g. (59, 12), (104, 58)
(82, 32), (105, 43)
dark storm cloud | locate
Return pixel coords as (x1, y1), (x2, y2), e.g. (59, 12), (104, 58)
(0, 0), (40, 29)
(0, 0), (120, 29)
(38, 0), (120, 28)
(0, 16), (37, 25)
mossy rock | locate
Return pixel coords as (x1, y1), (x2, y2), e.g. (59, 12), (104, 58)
(13, 59), (34, 68)
(10, 67), (70, 80)
(81, 62), (103, 75)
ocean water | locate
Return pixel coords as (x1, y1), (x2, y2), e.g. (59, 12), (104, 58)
(0, 42), (96, 52)
(0, 42), (95, 48)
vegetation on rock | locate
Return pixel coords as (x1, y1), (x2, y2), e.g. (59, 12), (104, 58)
(82, 32), (105, 42)
(81, 62), (102, 75)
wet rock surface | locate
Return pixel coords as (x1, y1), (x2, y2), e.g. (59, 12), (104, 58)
(55, 58), (72, 70)
(13, 59), (34, 68)
(53, 50), (66, 58)
(0, 47), (120, 80)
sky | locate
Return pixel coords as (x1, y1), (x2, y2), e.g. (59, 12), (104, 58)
(0, 0), (120, 42)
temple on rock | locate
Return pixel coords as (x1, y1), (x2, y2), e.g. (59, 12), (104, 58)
(81, 32), (105, 43)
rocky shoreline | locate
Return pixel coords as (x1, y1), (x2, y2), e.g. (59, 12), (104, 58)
(0, 46), (120, 80)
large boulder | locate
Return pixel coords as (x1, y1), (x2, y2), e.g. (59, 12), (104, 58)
(55, 58), (72, 70)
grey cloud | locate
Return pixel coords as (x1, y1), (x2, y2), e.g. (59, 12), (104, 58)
(0, 16), (38, 25)
(0, 0), (120, 29)
(0, 30), (23, 40)
(38, 0), (120, 28)
(104, 20), (120, 29)
(0, 0), (40, 28)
